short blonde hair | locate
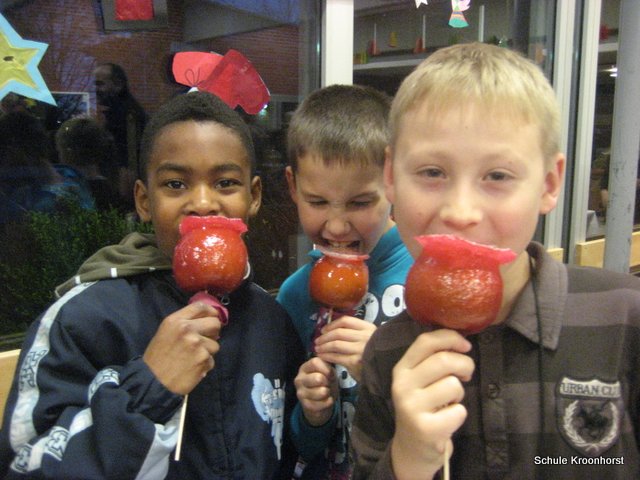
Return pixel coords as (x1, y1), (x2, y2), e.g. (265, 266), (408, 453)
(390, 42), (560, 162)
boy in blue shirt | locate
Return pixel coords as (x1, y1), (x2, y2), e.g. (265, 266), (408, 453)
(277, 84), (413, 478)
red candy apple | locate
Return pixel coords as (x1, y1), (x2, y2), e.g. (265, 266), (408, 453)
(404, 235), (516, 334)
(173, 216), (248, 323)
(309, 249), (369, 312)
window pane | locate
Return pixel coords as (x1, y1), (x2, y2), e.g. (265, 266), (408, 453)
(0, 0), (320, 344)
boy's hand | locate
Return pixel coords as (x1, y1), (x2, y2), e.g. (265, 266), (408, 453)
(390, 329), (474, 480)
(295, 357), (338, 426)
(143, 302), (223, 395)
(313, 316), (377, 382)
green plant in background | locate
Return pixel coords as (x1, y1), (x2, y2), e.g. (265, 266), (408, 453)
(0, 203), (152, 340)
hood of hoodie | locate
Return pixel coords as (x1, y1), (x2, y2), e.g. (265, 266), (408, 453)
(55, 232), (172, 298)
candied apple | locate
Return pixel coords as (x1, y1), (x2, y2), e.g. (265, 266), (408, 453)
(405, 235), (516, 334)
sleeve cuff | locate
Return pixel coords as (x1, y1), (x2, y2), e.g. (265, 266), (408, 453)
(118, 356), (183, 424)
(290, 401), (339, 459)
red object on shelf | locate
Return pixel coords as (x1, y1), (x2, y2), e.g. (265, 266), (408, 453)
(115, 0), (154, 21)
(367, 39), (379, 56)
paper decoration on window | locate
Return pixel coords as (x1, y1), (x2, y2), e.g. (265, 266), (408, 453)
(115, 0), (154, 21)
(172, 50), (270, 115)
(449, 0), (470, 28)
(367, 23), (379, 56)
(389, 31), (398, 48)
(415, 0), (429, 7)
(0, 13), (55, 106)
(414, 13), (426, 53)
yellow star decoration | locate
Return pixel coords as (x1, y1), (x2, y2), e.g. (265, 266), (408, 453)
(0, 12), (55, 105)
(0, 33), (39, 89)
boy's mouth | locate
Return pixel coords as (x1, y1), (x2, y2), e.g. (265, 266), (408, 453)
(321, 240), (362, 254)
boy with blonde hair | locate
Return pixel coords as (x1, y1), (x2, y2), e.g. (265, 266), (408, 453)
(277, 84), (413, 478)
(352, 42), (640, 479)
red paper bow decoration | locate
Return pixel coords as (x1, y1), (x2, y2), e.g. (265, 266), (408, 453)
(172, 50), (270, 115)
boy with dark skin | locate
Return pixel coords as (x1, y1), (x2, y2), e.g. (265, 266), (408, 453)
(0, 91), (304, 479)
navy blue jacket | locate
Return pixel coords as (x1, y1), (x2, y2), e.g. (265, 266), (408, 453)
(0, 234), (304, 479)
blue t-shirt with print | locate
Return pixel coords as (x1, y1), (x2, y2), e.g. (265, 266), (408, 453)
(277, 225), (413, 479)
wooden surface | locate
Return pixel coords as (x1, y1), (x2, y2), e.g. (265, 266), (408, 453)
(0, 349), (20, 426)
(575, 231), (640, 268)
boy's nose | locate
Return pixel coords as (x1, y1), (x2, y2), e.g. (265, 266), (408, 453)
(188, 185), (221, 216)
(440, 190), (482, 229)
(324, 210), (352, 238)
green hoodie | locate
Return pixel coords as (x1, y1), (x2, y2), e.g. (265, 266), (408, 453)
(55, 232), (172, 298)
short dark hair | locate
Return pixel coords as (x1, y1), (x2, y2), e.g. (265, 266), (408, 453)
(99, 63), (129, 92)
(138, 91), (256, 182)
(55, 118), (115, 168)
(0, 112), (55, 186)
(0, 111), (51, 166)
(287, 84), (391, 172)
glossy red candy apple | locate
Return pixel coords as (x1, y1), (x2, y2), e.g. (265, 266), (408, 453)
(173, 216), (248, 323)
(309, 249), (369, 312)
(404, 235), (516, 334)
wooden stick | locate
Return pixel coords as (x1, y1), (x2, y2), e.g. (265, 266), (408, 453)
(174, 394), (189, 461)
(443, 442), (450, 480)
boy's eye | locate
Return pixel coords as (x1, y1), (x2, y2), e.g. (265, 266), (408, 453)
(308, 200), (328, 207)
(485, 170), (511, 182)
(419, 167), (445, 179)
(216, 178), (242, 189)
(349, 200), (372, 208)
(165, 179), (186, 190)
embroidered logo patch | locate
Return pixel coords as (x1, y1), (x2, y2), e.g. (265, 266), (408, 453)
(251, 373), (285, 459)
(556, 377), (622, 457)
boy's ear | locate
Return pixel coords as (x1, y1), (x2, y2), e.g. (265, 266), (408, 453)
(285, 166), (298, 204)
(383, 146), (395, 204)
(539, 153), (566, 215)
(249, 175), (262, 218)
(134, 179), (152, 222)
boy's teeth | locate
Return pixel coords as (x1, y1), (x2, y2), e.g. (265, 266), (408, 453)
(328, 241), (354, 248)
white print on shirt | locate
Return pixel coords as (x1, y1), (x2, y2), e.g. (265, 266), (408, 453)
(336, 364), (357, 389)
(251, 373), (285, 459)
(358, 284), (406, 325)
(333, 400), (356, 465)
(380, 284), (406, 318)
(11, 409), (93, 474)
(88, 368), (119, 402)
(361, 294), (379, 322)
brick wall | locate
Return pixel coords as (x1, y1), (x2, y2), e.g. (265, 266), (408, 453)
(3, 0), (186, 115)
(4, 0), (299, 115)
